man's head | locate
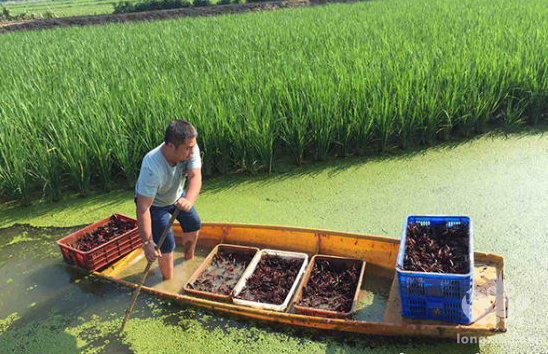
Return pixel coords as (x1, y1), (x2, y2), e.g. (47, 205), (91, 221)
(164, 120), (197, 164)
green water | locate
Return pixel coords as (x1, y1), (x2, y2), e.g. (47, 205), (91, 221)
(1, 131), (547, 353)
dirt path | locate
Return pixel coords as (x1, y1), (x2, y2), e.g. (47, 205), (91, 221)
(0, 0), (361, 33)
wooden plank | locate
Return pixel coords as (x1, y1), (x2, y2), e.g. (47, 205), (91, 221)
(101, 248), (143, 277)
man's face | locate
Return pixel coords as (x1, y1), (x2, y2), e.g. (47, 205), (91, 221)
(174, 137), (197, 162)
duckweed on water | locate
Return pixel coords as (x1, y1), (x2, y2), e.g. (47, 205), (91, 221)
(5, 234), (34, 246)
(0, 224), (79, 259)
(3, 298), (418, 354)
(0, 312), (125, 354)
(64, 314), (120, 353)
(0, 312), (19, 335)
(0, 314), (80, 353)
(121, 317), (328, 354)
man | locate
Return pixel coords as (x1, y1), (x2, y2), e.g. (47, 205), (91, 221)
(135, 120), (202, 280)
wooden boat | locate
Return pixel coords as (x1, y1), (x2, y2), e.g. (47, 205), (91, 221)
(90, 222), (507, 338)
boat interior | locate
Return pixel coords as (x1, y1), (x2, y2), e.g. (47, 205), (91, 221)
(95, 222), (507, 337)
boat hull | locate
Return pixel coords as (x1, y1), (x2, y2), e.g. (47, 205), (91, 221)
(92, 222), (507, 338)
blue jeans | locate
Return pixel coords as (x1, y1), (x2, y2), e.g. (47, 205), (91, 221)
(149, 193), (201, 254)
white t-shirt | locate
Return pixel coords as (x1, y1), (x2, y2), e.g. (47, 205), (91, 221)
(135, 144), (201, 207)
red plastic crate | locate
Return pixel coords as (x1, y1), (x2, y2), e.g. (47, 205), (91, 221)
(57, 213), (141, 271)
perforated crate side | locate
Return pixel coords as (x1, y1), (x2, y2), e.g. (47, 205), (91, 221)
(397, 273), (474, 302)
(400, 294), (473, 324)
(57, 214), (140, 271)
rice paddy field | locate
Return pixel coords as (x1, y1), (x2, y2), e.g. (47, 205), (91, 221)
(1, 0), (148, 18)
(0, 0), (547, 205)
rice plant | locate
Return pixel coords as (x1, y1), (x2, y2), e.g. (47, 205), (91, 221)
(0, 0), (547, 203)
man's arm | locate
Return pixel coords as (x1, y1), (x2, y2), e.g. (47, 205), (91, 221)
(184, 168), (202, 205)
(175, 168), (202, 212)
(136, 194), (160, 262)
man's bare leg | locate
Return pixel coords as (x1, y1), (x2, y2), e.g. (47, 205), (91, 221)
(158, 252), (174, 280)
(182, 231), (199, 260)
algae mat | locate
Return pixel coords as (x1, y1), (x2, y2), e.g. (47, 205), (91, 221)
(0, 131), (547, 353)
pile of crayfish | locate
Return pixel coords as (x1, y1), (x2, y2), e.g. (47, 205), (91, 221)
(403, 222), (470, 274)
(188, 249), (255, 295)
(297, 259), (360, 313)
(69, 215), (135, 251)
(235, 255), (303, 305)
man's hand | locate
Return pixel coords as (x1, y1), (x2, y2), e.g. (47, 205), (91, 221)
(175, 197), (193, 212)
(144, 242), (161, 263)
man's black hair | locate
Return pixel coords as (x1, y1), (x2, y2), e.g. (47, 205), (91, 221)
(164, 120), (197, 148)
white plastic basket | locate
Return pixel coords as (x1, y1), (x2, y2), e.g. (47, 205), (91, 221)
(232, 249), (308, 312)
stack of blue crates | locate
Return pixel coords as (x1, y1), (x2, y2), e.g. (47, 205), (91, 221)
(396, 215), (474, 324)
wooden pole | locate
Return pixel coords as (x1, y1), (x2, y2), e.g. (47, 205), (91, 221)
(120, 208), (180, 332)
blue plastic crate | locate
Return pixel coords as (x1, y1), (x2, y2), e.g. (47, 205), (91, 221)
(396, 215), (474, 324)
(400, 294), (472, 324)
